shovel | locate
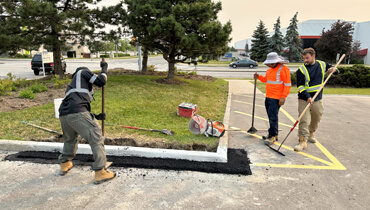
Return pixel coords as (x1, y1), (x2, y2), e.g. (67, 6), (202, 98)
(105, 123), (175, 136)
(269, 54), (346, 156)
(247, 74), (258, 134)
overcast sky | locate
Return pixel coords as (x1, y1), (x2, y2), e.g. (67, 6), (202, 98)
(99, 0), (370, 46)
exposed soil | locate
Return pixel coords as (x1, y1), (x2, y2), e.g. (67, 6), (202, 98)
(1, 69), (219, 151)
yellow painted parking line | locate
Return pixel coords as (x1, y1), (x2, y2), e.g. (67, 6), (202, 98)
(280, 107), (296, 123)
(232, 128), (334, 166)
(279, 104), (346, 170)
(234, 111), (296, 128)
(233, 93), (266, 100)
(233, 100), (265, 108)
(251, 163), (346, 170)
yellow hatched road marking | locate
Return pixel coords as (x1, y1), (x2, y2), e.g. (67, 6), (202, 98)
(231, 128), (334, 166)
(231, 92), (346, 170)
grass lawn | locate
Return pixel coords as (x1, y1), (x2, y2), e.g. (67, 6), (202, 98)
(0, 75), (228, 148)
(253, 80), (370, 95)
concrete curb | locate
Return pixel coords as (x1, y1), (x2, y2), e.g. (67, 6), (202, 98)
(0, 84), (232, 163)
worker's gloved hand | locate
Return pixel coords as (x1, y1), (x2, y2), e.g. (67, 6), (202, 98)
(100, 62), (108, 74)
(94, 113), (106, 120)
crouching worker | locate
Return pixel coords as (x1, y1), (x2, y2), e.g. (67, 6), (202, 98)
(254, 52), (291, 145)
(58, 62), (116, 184)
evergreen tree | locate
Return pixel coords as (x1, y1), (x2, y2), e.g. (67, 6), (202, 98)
(0, 0), (123, 75)
(285, 12), (302, 62)
(314, 20), (354, 62)
(124, 0), (232, 79)
(269, 17), (285, 55)
(250, 20), (269, 62)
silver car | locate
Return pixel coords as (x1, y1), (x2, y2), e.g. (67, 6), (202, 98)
(229, 59), (258, 69)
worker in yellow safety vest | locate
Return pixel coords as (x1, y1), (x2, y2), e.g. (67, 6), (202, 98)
(294, 48), (338, 152)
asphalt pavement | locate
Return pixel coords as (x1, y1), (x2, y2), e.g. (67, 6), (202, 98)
(1, 79), (370, 209)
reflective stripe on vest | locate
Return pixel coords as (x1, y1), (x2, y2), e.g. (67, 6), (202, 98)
(298, 60), (325, 93)
(65, 70), (94, 101)
(267, 64), (286, 85)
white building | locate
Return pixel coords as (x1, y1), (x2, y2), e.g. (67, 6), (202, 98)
(235, 19), (370, 64)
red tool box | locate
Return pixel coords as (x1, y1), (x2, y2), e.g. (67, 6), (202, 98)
(177, 102), (197, 118)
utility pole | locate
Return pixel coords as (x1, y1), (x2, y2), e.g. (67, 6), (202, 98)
(138, 45), (142, 70)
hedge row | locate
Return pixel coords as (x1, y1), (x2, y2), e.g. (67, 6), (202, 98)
(290, 64), (370, 88)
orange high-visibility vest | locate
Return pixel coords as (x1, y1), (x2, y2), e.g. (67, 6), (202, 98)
(258, 63), (291, 100)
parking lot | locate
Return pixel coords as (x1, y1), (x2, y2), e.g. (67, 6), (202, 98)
(1, 80), (369, 209)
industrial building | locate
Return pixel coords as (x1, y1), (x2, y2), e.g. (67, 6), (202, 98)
(235, 19), (370, 64)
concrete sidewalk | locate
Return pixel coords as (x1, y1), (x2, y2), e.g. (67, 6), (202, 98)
(1, 80), (370, 209)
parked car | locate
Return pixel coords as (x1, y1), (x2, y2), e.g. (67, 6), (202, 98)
(229, 59), (258, 68)
(31, 54), (66, 75)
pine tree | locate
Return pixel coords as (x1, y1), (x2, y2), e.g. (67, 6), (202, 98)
(250, 20), (269, 62)
(125, 0), (232, 80)
(269, 17), (285, 55)
(314, 20), (354, 62)
(285, 12), (302, 62)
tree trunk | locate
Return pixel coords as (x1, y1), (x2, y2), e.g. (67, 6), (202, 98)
(141, 47), (149, 73)
(53, 45), (63, 75)
(167, 61), (175, 79)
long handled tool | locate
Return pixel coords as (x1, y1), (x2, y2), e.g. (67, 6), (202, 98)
(105, 123), (175, 136)
(102, 86), (105, 136)
(21, 121), (63, 137)
(269, 54), (346, 156)
(247, 73), (258, 134)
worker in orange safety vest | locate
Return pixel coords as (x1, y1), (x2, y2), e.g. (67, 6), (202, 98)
(254, 52), (291, 145)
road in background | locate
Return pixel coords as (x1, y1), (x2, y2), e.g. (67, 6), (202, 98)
(0, 57), (268, 80)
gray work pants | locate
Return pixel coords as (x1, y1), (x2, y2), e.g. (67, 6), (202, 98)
(298, 99), (324, 138)
(58, 111), (106, 171)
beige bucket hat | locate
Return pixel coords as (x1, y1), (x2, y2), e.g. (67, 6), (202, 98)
(263, 52), (289, 64)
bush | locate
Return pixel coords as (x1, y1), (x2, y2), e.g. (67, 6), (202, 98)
(147, 64), (157, 72)
(29, 83), (48, 93)
(118, 53), (130, 57)
(350, 59), (364, 64)
(51, 74), (71, 89)
(100, 54), (109, 58)
(19, 89), (35, 99)
(328, 65), (370, 88)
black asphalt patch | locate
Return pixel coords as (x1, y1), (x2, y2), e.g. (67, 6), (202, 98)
(5, 149), (252, 175)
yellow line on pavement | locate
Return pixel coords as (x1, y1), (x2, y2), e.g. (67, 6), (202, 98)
(251, 163), (346, 170)
(280, 107), (296, 123)
(233, 93), (265, 100)
(234, 111), (295, 128)
(236, 129), (334, 166)
(233, 100), (265, 108)
(278, 106), (346, 170)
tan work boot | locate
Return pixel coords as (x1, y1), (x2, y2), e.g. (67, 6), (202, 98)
(94, 168), (116, 184)
(264, 136), (278, 145)
(294, 136), (307, 152)
(308, 131), (317, 143)
(60, 161), (73, 176)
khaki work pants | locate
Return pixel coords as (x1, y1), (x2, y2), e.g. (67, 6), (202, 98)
(298, 99), (324, 138)
(58, 111), (106, 171)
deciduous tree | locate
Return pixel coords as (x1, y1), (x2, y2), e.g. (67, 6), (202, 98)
(314, 20), (354, 62)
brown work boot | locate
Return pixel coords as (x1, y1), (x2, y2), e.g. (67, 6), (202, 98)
(60, 161), (73, 176)
(94, 168), (116, 184)
(264, 136), (278, 145)
(294, 136), (307, 152)
(308, 131), (317, 143)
